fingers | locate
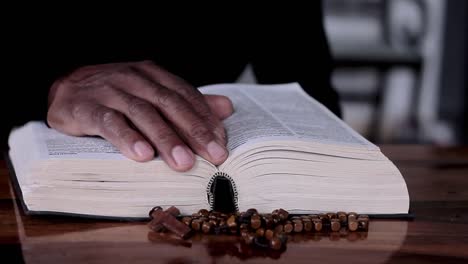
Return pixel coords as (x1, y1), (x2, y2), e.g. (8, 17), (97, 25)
(49, 103), (155, 162)
(134, 62), (228, 144)
(203, 94), (234, 120)
(110, 70), (229, 165)
(101, 91), (196, 171)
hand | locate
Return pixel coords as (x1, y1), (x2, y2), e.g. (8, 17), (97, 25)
(47, 61), (233, 172)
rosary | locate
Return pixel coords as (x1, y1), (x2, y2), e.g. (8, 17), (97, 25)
(148, 206), (370, 251)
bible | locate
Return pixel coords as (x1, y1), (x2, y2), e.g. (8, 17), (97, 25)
(7, 83), (410, 219)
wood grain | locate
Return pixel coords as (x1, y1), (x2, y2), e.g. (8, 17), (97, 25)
(1, 145), (468, 263)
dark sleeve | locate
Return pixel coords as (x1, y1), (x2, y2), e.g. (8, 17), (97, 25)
(250, 2), (342, 118)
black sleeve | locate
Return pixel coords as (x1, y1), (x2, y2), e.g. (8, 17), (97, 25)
(250, 2), (342, 118)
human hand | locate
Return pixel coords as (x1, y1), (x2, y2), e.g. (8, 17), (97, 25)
(47, 61), (233, 172)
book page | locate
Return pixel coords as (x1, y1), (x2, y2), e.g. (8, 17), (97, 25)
(12, 122), (130, 160)
(200, 83), (375, 151)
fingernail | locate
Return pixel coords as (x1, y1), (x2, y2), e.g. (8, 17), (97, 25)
(207, 141), (227, 162)
(133, 141), (154, 158)
(172, 145), (194, 167)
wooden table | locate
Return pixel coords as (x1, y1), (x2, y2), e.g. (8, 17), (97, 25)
(1, 145), (468, 263)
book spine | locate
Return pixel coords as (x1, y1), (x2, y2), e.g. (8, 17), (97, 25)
(206, 171), (239, 212)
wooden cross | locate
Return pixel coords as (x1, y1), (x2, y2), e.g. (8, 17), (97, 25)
(148, 206), (192, 239)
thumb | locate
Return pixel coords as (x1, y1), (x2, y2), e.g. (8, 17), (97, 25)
(204, 94), (234, 120)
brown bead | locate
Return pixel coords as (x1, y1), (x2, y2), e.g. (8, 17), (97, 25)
(198, 209), (209, 217)
(330, 219), (341, 232)
(291, 216), (301, 221)
(241, 229), (249, 239)
(256, 227), (265, 237)
(357, 217), (369, 231)
(348, 220), (358, 231)
(209, 219), (218, 227)
(265, 229), (274, 240)
(293, 220), (303, 232)
(309, 214), (319, 219)
(202, 221), (212, 234)
(275, 231), (289, 244)
(191, 219), (202, 231)
(319, 213), (329, 221)
(359, 214), (369, 220)
(269, 237), (282, 250)
(277, 209), (289, 221)
(246, 208), (258, 215)
(313, 219), (323, 232)
(272, 214), (282, 224)
(263, 214), (274, 228)
(227, 215), (237, 229)
(251, 215), (262, 229)
(274, 224), (284, 233)
(327, 212), (337, 219)
(181, 216), (192, 226)
(284, 221), (293, 233)
(337, 211), (347, 224)
(348, 212), (358, 222)
(300, 215), (310, 220)
(239, 223), (249, 230)
(303, 219), (313, 232)
(244, 232), (255, 245)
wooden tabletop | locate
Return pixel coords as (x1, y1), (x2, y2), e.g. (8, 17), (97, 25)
(1, 145), (468, 263)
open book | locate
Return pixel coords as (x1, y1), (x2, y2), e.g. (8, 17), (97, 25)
(7, 83), (410, 219)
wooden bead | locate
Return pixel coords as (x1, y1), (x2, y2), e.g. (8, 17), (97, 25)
(198, 209), (209, 217)
(244, 232), (255, 245)
(348, 212), (358, 222)
(293, 220), (303, 232)
(191, 219), (201, 231)
(265, 229), (274, 240)
(348, 220), (358, 232)
(330, 219), (341, 232)
(239, 223), (249, 230)
(313, 219), (323, 232)
(337, 211), (347, 224)
(274, 224), (284, 233)
(327, 212), (337, 219)
(269, 237), (282, 250)
(357, 217), (369, 231)
(202, 221), (212, 234)
(303, 219), (313, 232)
(309, 214), (319, 220)
(246, 208), (258, 215)
(277, 209), (289, 221)
(181, 216), (192, 226)
(251, 215), (262, 229)
(254, 236), (270, 248)
(209, 219), (217, 227)
(291, 216), (301, 221)
(227, 215), (237, 229)
(256, 227), (265, 237)
(264, 214), (274, 228)
(284, 221), (294, 233)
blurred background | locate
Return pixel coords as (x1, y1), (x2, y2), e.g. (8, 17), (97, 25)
(238, 0), (467, 146)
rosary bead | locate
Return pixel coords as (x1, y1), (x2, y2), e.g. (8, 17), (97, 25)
(303, 219), (313, 232)
(265, 229), (274, 240)
(277, 209), (289, 221)
(330, 219), (341, 232)
(198, 209), (209, 217)
(274, 224), (284, 233)
(256, 228), (265, 237)
(284, 221), (294, 233)
(327, 212), (337, 219)
(348, 220), (358, 232)
(181, 216), (192, 226)
(337, 211), (347, 224)
(348, 212), (358, 222)
(246, 208), (258, 215)
(293, 220), (303, 233)
(269, 237), (282, 250)
(202, 221), (212, 234)
(191, 219), (202, 231)
(357, 216), (369, 231)
(251, 215), (262, 230)
(313, 219), (323, 232)
(227, 215), (237, 229)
